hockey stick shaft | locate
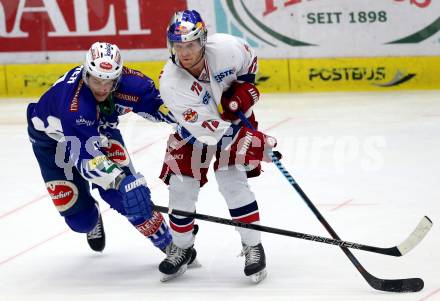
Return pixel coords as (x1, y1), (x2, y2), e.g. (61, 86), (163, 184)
(237, 111), (427, 292)
(152, 204), (424, 256)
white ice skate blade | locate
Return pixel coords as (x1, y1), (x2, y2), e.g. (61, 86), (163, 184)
(160, 264), (188, 282)
(249, 269), (267, 284)
(188, 258), (202, 269)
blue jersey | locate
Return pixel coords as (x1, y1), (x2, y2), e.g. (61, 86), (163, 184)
(27, 65), (174, 189)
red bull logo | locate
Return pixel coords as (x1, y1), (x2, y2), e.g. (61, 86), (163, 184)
(182, 108), (198, 123)
(175, 24), (190, 35)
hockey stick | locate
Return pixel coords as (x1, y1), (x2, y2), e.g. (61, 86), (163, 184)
(237, 111), (431, 292)
(152, 204), (431, 257)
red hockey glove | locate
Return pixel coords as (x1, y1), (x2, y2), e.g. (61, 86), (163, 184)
(229, 127), (277, 166)
(221, 82), (260, 121)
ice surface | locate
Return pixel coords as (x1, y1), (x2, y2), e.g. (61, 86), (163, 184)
(1, 91), (439, 301)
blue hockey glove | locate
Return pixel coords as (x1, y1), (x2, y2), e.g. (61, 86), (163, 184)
(118, 173), (152, 219)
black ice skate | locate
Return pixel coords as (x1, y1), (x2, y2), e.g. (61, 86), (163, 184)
(161, 224), (200, 268)
(159, 243), (196, 282)
(241, 243), (267, 283)
(87, 213), (105, 252)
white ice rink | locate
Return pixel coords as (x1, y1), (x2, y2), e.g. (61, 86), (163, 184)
(1, 91), (439, 301)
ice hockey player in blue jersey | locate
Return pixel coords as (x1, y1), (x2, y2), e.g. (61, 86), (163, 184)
(27, 42), (175, 255)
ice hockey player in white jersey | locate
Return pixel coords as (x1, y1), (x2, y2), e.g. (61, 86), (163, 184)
(158, 10), (279, 283)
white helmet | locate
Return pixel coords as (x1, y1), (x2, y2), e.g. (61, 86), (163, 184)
(82, 42), (123, 89)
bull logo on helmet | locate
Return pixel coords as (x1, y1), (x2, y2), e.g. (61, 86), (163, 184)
(175, 24), (190, 35)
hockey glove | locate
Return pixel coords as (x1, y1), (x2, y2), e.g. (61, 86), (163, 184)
(221, 82), (260, 122)
(229, 126), (277, 166)
(118, 173), (153, 219)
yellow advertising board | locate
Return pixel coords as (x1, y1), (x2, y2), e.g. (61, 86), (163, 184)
(0, 65), (6, 98)
(2, 62), (165, 99)
(5, 64), (78, 99)
(289, 56), (440, 92)
(125, 61), (166, 85)
(256, 59), (290, 93)
(0, 56), (439, 98)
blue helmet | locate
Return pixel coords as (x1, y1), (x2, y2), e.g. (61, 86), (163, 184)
(166, 10), (207, 58)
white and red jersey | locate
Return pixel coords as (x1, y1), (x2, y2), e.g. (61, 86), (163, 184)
(159, 33), (258, 146)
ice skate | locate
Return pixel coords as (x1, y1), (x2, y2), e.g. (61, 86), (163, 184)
(241, 243), (267, 283)
(87, 212), (105, 252)
(159, 243), (196, 282)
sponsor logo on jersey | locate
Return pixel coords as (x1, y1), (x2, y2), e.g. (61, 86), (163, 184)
(99, 62), (113, 70)
(103, 140), (130, 166)
(202, 91), (211, 104)
(182, 108), (198, 123)
(69, 79), (83, 112)
(88, 155), (108, 170)
(46, 180), (78, 213)
(114, 92), (140, 103)
(115, 104), (133, 114)
(214, 68), (236, 83)
(75, 116), (95, 126)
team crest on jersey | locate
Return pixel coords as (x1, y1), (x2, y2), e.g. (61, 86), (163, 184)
(46, 180), (79, 213)
(214, 68), (236, 83)
(103, 139), (130, 166)
(182, 108), (198, 123)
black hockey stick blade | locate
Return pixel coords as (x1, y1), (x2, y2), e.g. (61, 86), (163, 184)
(339, 244), (424, 292)
(366, 272), (424, 292)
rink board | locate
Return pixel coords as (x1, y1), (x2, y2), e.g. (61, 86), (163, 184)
(0, 56), (439, 98)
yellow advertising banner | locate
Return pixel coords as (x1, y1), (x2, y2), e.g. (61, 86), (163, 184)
(0, 56), (439, 98)
(2, 62), (166, 99)
(0, 65), (6, 97)
(256, 59), (290, 93)
(5, 64), (78, 98)
(289, 56), (440, 92)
